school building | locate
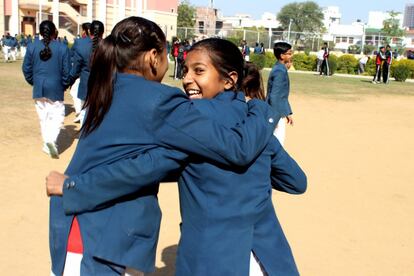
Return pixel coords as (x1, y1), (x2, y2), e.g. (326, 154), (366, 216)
(1, 0), (178, 41)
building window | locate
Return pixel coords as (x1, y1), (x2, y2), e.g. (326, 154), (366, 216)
(5, 16), (10, 32)
(349, 37), (354, 44)
(342, 37), (347, 43)
(199, 21), (204, 33)
(336, 37), (341, 43)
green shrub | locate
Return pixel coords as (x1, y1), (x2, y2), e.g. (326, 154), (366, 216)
(292, 53), (316, 71)
(250, 53), (266, 69)
(393, 64), (411, 82)
(327, 55), (338, 75)
(392, 59), (414, 79)
(337, 54), (358, 74)
(264, 51), (277, 68)
(365, 57), (376, 76)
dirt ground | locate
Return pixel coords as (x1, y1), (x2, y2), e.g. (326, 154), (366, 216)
(1, 62), (414, 275)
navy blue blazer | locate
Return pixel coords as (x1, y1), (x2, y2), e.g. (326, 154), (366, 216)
(69, 37), (92, 100)
(49, 73), (277, 275)
(266, 61), (292, 117)
(61, 92), (306, 275)
(22, 40), (71, 101)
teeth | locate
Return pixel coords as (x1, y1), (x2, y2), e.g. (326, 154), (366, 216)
(187, 89), (201, 95)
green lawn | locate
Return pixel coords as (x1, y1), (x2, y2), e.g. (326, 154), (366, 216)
(3, 60), (414, 102)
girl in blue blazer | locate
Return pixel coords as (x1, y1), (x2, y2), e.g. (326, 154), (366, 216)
(47, 37), (306, 275)
(22, 20), (70, 158)
(70, 21), (104, 125)
(46, 17), (277, 275)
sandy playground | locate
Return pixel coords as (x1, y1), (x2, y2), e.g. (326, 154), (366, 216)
(1, 61), (414, 275)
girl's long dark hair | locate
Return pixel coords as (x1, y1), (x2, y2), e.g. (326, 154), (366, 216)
(81, 16), (166, 137)
(39, 20), (56, 61)
(188, 38), (265, 100)
(81, 22), (91, 37)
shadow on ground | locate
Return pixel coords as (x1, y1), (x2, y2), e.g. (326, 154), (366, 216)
(148, 245), (177, 276)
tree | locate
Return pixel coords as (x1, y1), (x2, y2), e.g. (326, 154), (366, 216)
(177, 0), (196, 39)
(277, 1), (324, 47)
(381, 11), (405, 51)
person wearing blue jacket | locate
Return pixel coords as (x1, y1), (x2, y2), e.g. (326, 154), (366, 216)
(266, 41), (294, 146)
(46, 37), (306, 275)
(45, 17), (277, 275)
(70, 21), (104, 125)
(22, 21), (71, 158)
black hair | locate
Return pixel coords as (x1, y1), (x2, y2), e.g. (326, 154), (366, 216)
(82, 22), (91, 37)
(273, 41), (292, 60)
(39, 20), (56, 61)
(188, 38), (265, 100)
(90, 20), (105, 52)
(81, 16), (166, 136)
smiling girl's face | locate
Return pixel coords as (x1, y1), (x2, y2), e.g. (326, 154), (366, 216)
(182, 49), (236, 99)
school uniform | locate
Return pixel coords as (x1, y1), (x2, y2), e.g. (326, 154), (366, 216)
(319, 47), (329, 76)
(373, 51), (385, 83)
(19, 36), (28, 58)
(22, 39), (71, 153)
(70, 37), (93, 124)
(266, 61), (292, 146)
(60, 91), (305, 276)
(49, 73), (277, 275)
(175, 92), (305, 276)
(383, 50), (393, 84)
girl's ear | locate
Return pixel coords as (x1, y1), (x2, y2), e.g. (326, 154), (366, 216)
(224, 71), (238, 90)
(147, 48), (158, 76)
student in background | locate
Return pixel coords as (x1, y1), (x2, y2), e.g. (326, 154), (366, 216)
(319, 42), (330, 76)
(22, 20), (71, 158)
(69, 20), (104, 126)
(70, 22), (90, 121)
(383, 45), (393, 84)
(358, 55), (369, 75)
(266, 41), (294, 146)
(372, 46), (386, 84)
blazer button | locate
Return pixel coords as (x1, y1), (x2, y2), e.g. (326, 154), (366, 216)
(66, 180), (75, 189)
(268, 118), (274, 123)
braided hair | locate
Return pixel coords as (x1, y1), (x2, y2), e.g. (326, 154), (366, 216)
(89, 20), (105, 52)
(39, 20), (56, 61)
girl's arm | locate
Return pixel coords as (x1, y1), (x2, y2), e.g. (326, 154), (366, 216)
(47, 147), (187, 215)
(154, 90), (278, 166)
(269, 137), (307, 194)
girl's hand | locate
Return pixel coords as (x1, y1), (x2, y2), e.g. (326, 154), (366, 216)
(46, 171), (67, 196)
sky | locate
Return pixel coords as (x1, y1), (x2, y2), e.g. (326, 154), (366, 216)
(188, 0), (412, 24)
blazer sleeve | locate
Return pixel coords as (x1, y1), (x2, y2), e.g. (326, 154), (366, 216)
(62, 147), (188, 214)
(22, 44), (34, 85)
(69, 42), (82, 85)
(267, 68), (292, 117)
(61, 45), (71, 88)
(268, 137), (307, 194)
(154, 89), (278, 167)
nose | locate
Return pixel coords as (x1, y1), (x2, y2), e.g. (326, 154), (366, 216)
(182, 70), (192, 85)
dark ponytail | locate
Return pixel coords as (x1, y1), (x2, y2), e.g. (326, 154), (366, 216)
(241, 62), (265, 100)
(81, 36), (116, 136)
(81, 16), (166, 137)
(189, 38), (265, 99)
(90, 20), (105, 52)
(39, 20), (56, 61)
